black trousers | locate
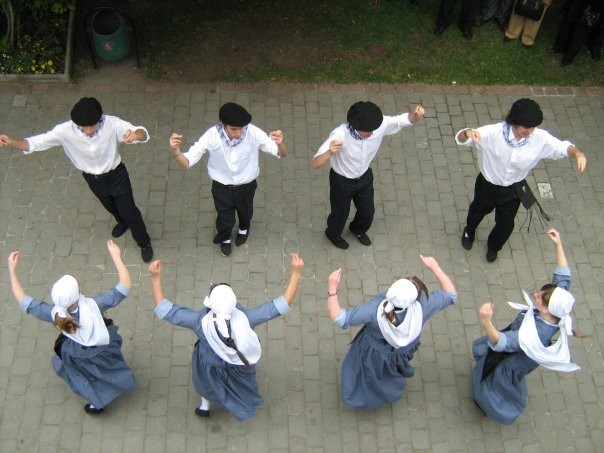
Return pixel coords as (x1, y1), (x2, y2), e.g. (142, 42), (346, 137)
(211, 179), (257, 243)
(554, 19), (593, 64)
(326, 168), (375, 240)
(437, 0), (477, 29)
(82, 163), (151, 248)
(466, 173), (521, 252)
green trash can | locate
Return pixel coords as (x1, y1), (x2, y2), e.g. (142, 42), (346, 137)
(91, 9), (130, 62)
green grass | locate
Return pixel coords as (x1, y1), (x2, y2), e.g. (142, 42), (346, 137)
(137, 0), (603, 86)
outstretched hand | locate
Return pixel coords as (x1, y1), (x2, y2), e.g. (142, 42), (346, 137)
(419, 254), (438, 270)
(547, 228), (561, 246)
(106, 239), (122, 259)
(289, 252), (304, 273)
(409, 105), (425, 123)
(148, 259), (162, 276)
(269, 130), (284, 144)
(7, 250), (20, 271)
(478, 302), (495, 323)
(328, 268), (342, 289)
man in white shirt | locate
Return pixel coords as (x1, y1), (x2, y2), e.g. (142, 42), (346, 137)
(313, 101), (425, 249)
(169, 103), (288, 257)
(455, 98), (587, 262)
(0, 97), (154, 262)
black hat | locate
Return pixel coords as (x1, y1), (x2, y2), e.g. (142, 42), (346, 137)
(507, 98), (543, 128)
(219, 103), (252, 127)
(347, 101), (383, 132)
(70, 97), (103, 127)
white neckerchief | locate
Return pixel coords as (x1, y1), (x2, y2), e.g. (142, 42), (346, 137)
(51, 295), (109, 346)
(376, 300), (423, 348)
(201, 301), (261, 366)
(507, 290), (580, 372)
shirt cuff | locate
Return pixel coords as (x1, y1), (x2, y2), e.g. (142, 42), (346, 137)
(115, 283), (129, 297)
(273, 295), (291, 315)
(19, 295), (34, 313)
(154, 299), (174, 319)
(333, 308), (346, 328)
(489, 332), (508, 352)
(455, 129), (473, 145)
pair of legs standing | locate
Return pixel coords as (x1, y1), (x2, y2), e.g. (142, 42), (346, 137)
(463, 173), (521, 261)
(325, 168), (375, 249)
(82, 163), (153, 261)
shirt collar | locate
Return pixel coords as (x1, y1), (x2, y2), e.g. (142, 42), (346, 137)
(217, 123), (246, 148)
(76, 115), (105, 138)
(346, 122), (368, 141)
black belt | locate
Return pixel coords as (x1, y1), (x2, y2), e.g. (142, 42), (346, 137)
(83, 162), (124, 179)
(214, 180), (254, 191)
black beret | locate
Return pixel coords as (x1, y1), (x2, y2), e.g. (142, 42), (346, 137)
(347, 101), (383, 132)
(507, 98), (543, 128)
(70, 97), (103, 126)
(219, 103), (252, 127)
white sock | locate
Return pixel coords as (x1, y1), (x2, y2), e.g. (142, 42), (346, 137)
(222, 240), (231, 244)
(238, 229), (247, 235)
(199, 397), (211, 411)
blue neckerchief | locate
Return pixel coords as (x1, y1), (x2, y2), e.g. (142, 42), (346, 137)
(503, 122), (530, 148)
(77, 115), (105, 137)
(217, 124), (246, 148)
(346, 122), (367, 141)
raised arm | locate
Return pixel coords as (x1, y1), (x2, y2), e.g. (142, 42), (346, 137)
(283, 253), (304, 305)
(312, 139), (342, 169)
(169, 133), (191, 169)
(479, 302), (500, 344)
(123, 128), (148, 143)
(567, 145), (586, 172)
(107, 240), (131, 289)
(326, 268), (342, 321)
(0, 134), (30, 151)
(269, 130), (288, 157)
(408, 105), (425, 124)
(148, 260), (165, 305)
(7, 251), (26, 302)
(547, 228), (567, 267)
(419, 255), (456, 293)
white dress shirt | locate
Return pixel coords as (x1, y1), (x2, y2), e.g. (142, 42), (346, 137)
(25, 115), (149, 175)
(455, 122), (571, 186)
(314, 113), (414, 179)
(183, 124), (279, 185)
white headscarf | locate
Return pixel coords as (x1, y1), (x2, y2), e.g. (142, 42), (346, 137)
(200, 285), (261, 365)
(49, 275), (109, 347)
(507, 289), (579, 372)
(377, 279), (423, 348)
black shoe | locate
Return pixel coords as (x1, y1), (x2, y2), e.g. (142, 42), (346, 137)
(325, 232), (349, 250)
(589, 48), (601, 61)
(235, 232), (248, 246)
(195, 408), (210, 417)
(494, 18), (507, 31)
(353, 233), (372, 246)
(434, 24), (446, 36)
(547, 46), (563, 54)
(141, 244), (154, 262)
(84, 404), (104, 414)
(486, 249), (498, 263)
(461, 227), (474, 250)
(220, 242), (232, 256)
(503, 36), (512, 42)
(111, 223), (129, 238)
(474, 16), (490, 27)
(560, 59), (572, 67)
(460, 27), (473, 40)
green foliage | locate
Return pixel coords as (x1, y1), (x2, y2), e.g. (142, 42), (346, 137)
(0, 8), (67, 74)
(139, 0), (603, 86)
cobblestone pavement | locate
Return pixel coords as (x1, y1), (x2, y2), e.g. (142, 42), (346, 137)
(0, 65), (602, 452)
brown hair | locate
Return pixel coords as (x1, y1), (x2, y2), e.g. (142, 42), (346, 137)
(383, 276), (429, 326)
(53, 313), (79, 334)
